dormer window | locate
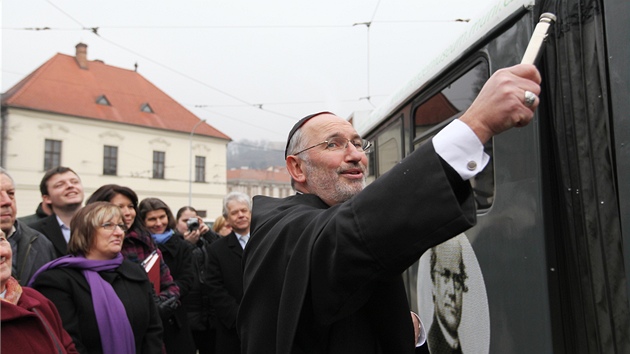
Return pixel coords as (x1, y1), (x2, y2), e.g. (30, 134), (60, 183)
(96, 95), (111, 106)
(140, 103), (154, 113)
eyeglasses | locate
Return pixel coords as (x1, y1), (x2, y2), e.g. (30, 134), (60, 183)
(101, 222), (128, 232)
(292, 136), (372, 156)
(434, 269), (466, 291)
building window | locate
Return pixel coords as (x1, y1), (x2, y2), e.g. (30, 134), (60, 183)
(153, 151), (165, 179)
(96, 95), (111, 106)
(195, 156), (206, 182)
(141, 103), (154, 113)
(103, 145), (118, 176)
(44, 139), (62, 171)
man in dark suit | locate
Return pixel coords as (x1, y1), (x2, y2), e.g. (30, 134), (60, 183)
(237, 64), (542, 354)
(30, 167), (84, 258)
(428, 237), (468, 354)
(207, 191), (251, 354)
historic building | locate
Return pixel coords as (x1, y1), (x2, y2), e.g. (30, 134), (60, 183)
(227, 166), (291, 199)
(1, 43), (231, 218)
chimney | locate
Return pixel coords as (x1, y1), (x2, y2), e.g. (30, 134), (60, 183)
(75, 43), (88, 69)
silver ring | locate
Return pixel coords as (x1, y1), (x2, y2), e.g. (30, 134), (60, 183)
(524, 90), (537, 107)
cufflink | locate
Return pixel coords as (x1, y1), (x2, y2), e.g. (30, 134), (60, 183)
(467, 161), (477, 171)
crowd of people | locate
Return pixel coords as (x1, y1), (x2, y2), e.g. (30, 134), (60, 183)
(1, 63), (541, 353)
(1, 164), (250, 354)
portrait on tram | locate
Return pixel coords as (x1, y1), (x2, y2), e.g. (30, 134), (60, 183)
(418, 233), (490, 354)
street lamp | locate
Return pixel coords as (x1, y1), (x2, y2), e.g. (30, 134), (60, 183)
(189, 119), (206, 206)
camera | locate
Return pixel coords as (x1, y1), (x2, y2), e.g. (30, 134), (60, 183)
(187, 218), (200, 232)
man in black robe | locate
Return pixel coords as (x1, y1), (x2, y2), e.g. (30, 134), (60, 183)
(238, 64), (541, 353)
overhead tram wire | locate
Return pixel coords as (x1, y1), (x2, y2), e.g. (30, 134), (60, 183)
(190, 97), (374, 108)
(193, 106), (285, 138)
(5, 22), (389, 131)
(45, 0), (85, 27)
(94, 24), (352, 29)
(366, 0), (382, 108)
(40, 0), (384, 117)
(33, 0), (435, 130)
(95, 35), (253, 107)
(41, 0), (302, 124)
(8, 18), (471, 32)
(188, 93), (385, 138)
(31, 1), (290, 141)
(353, 0), (382, 108)
(86, 31), (370, 123)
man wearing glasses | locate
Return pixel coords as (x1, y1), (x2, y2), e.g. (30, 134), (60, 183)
(429, 237), (468, 354)
(238, 64), (541, 353)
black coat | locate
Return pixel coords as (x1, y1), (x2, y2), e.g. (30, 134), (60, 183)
(238, 142), (476, 353)
(182, 234), (217, 331)
(31, 259), (163, 354)
(428, 315), (463, 354)
(30, 214), (68, 258)
(156, 233), (196, 354)
(207, 232), (244, 353)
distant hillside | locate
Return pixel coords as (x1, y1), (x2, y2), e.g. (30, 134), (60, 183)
(227, 140), (285, 169)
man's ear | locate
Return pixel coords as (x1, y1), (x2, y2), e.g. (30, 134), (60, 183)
(42, 195), (52, 205)
(286, 156), (306, 184)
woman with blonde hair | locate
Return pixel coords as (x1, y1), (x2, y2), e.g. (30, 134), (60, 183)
(212, 215), (232, 237)
(86, 185), (181, 323)
(30, 202), (162, 354)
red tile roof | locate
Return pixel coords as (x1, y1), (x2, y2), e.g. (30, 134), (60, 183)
(2, 48), (230, 140)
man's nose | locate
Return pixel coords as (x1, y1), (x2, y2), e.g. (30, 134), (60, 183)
(447, 290), (457, 300)
(344, 144), (364, 160)
(0, 191), (11, 205)
(0, 244), (9, 256)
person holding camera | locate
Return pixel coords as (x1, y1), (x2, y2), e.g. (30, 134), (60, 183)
(176, 206), (219, 354)
(139, 197), (196, 354)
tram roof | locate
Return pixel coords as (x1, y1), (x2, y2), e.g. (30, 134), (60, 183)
(354, 0), (535, 137)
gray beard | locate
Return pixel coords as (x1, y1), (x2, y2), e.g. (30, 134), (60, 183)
(304, 161), (366, 205)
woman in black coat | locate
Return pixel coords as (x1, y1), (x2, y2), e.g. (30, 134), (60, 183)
(139, 198), (196, 354)
(31, 202), (162, 354)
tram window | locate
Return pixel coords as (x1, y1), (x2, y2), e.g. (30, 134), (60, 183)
(413, 63), (494, 210)
(376, 119), (403, 177)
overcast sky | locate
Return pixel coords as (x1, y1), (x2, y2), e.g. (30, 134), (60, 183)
(1, 0), (495, 143)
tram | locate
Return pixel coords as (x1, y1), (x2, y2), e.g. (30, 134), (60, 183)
(353, 0), (629, 352)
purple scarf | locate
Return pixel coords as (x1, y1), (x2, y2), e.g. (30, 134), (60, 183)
(29, 254), (135, 354)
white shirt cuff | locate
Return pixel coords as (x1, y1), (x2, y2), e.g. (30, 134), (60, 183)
(433, 119), (489, 180)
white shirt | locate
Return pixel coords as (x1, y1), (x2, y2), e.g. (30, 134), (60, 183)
(56, 215), (71, 244)
(433, 119), (489, 181)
